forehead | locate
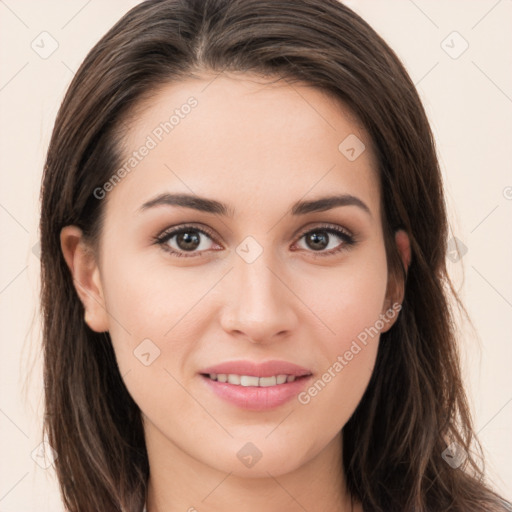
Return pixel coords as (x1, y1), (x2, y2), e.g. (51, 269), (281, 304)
(107, 72), (380, 220)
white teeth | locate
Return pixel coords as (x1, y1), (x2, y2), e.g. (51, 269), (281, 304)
(240, 375), (260, 386)
(259, 376), (277, 387)
(227, 374), (241, 385)
(207, 373), (300, 387)
(276, 374), (287, 384)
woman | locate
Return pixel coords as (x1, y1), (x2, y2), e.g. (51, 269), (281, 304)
(39, 0), (512, 510)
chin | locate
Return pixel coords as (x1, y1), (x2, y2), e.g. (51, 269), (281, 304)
(203, 436), (314, 478)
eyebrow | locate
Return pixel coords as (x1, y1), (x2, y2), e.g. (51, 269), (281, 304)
(139, 193), (372, 218)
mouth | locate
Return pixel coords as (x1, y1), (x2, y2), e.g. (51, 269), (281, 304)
(200, 372), (310, 386)
(198, 372), (313, 411)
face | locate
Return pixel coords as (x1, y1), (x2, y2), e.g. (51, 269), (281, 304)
(62, 72), (409, 480)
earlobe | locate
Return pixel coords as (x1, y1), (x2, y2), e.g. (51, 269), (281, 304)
(395, 229), (411, 272)
(60, 226), (109, 332)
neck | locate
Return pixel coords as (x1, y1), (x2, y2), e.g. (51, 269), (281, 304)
(144, 423), (356, 512)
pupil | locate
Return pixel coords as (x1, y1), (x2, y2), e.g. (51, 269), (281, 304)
(177, 231), (200, 251)
(307, 231), (328, 250)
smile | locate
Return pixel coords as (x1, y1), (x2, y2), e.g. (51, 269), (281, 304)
(204, 373), (298, 387)
(199, 373), (312, 411)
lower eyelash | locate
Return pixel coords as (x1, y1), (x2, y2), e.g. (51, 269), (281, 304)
(154, 224), (356, 258)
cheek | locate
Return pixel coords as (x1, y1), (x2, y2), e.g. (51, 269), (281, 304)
(101, 248), (211, 340)
(293, 249), (388, 418)
(302, 247), (388, 353)
(99, 254), (204, 423)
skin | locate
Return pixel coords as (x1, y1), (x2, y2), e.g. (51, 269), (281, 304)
(61, 72), (411, 512)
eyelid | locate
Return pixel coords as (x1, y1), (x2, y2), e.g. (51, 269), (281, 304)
(291, 223), (356, 257)
(294, 222), (353, 240)
(153, 223), (221, 257)
(154, 222), (356, 258)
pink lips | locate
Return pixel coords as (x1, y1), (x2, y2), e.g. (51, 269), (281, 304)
(200, 359), (312, 378)
(199, 359), (313, 411)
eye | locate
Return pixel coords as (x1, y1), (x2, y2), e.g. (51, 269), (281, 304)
(153, 223), (357, 259)
(293, 224), (356, 257)
(153, 224), (220, 258)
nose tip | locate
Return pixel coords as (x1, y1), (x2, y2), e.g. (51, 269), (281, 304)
(237, 329), (289, 345)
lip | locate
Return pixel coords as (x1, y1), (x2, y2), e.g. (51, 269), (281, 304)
(199, 359), (312, 378)
(198, 359), (313, 411)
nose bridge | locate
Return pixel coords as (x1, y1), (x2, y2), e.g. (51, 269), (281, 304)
(237, 246), (280, 305)
(221, 237), (296, 341)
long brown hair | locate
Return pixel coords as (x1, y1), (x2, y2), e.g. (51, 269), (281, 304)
(39, 1), (512, 510)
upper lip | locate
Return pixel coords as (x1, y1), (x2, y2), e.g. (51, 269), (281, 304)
(199, 360), (313, 378)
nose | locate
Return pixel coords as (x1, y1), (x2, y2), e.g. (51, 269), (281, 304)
(219, 248), (298, 345)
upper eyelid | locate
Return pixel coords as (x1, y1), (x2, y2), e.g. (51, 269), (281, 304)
(157, 222), (353, 247)
(158, 223), (217, 242)
(298, 223), (352, 238)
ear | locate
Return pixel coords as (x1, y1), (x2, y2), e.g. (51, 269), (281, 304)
(380, 229), (411, 333)
(60, 225), (109, 333)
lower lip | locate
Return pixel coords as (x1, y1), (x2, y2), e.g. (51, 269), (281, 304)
(200, 374), (312, 411)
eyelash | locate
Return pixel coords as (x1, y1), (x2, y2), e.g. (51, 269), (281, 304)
(153, 223), (357, 259)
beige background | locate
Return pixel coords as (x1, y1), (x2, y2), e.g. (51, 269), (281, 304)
(0, 0), (511, 509)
